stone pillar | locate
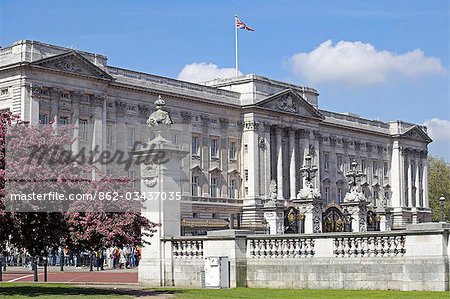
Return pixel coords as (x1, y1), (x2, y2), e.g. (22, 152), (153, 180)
(71, 91), (81, 155)
(407, 154), (412, 207)
(262, 203), (285, 235)
(376, 207), (393, 231)
(275, 126), (283, 199)
(289, 128), (296, 199)
(49, 88), (60, 125)
(415, 155), (420, 207)
(312, 131), (321, 188)
(261, 123), (272, 198)
(29, 85), (40, 124)
(297, 199), (323, 233)
(299, 129), (310, 189)
(244, 119), (259, 198)
(341, 200), (368, 232)
(422, 154), (429, 208)
(136, 98), (188, 286)
(390, 141), (404, 208)
(91, 95), (105, 176)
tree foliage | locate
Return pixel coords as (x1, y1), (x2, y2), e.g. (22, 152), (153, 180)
(428, 155), (450, 222)
(0, 110), (158, 255)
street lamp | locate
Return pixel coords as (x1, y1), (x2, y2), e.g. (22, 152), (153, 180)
(439, 195), (446, 223)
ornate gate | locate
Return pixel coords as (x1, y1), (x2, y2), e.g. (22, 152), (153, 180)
(322, 204), (347, 233)
(284, 206), (304, 233)
(366, 210), (380, 231)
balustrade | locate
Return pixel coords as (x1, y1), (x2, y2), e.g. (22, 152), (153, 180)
(333, 235), (406, 257)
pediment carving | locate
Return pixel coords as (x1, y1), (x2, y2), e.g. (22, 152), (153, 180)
(255, 89), (324, 120)
(401, 126), (432, 143)
(31, 51), (113, 80)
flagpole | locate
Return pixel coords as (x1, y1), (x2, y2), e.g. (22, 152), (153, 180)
(235, 14), (238, 77)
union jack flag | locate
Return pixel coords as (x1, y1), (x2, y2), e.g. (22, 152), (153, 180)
(236, 17), (254, 31)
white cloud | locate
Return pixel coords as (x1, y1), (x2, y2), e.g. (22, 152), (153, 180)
(287, 40), (447, 86)
(423, 118), (450, 142)
(177, 62), (242, 83)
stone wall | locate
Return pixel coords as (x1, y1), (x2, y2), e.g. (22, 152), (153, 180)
(148, 223), (450, 291)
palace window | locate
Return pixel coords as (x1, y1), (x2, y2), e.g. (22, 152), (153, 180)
(210, 177), (218, 197)
(39, 113), (48, 125)
(229, 179), (236, 198)
(373, 190), (379, 206)
(323, 152), (329, 171)
(361, 159), (367, 174)
(229, 141), (237, 160)
(372, 161), (378, 177)
(106, 125), (112, 145)
(211, 138), (218, 158)
(337, 187), (343, 203)
(58, 117), (68, 126)
(192, 135), (199, 156)
(324, 187), (330, 203)
(79, 119), (88, 141)
(337, 155), (344, 172)
(127, 127), (135, 149)
(191, 175), (199, 196)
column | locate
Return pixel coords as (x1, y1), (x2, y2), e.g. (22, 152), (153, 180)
(289, 128), (296, 199)
(28, 85), (40, 124)
(49, 88), (61, 125)
(262, 122), (272, 198)
(415, 154), (420, 207)
(91, 95), (105, 177)
(390, 141), (404, 208)
(422, 153), (429, 208)
(275, 126), (283, 199)
(243, 119), (259, 198)
(407, 152), (412, 207)
(299, 129), (310, 189)
(312, 131), (321, 188)
(71, 91), (81, 155)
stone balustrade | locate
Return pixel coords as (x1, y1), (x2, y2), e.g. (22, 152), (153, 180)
(248, 236), (315, 258)
(333, 234), (406, 257)
(172, 239), (204, 259)
(154, 223), (450, 291)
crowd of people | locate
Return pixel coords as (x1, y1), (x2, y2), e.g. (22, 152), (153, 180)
(2, 245), (142, 269)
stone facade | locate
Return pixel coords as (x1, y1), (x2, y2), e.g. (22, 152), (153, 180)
(0, 40), (432, 232)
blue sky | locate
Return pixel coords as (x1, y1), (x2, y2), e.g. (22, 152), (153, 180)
(1, 0), (449, 160)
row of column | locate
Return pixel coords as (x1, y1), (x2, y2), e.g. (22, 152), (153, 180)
(392, 141), (428, 209)
(273, 126), (318, 200)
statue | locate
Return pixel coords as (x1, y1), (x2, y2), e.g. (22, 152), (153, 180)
(269, 180), (277, 202)
(147, 95), (173, 136)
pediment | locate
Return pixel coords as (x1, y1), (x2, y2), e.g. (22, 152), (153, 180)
(401, 126), (432, 144)
(255, 89), (324, 119)
(31, 51), (113, 80)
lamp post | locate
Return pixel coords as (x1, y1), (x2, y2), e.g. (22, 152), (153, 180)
(439, 195), (446, 223)
(300, 154), (318, 187)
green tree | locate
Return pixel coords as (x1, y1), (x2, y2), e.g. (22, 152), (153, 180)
(428, 156), (450, 222)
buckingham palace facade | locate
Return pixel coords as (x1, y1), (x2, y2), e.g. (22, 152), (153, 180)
(0, 40), (432, 233)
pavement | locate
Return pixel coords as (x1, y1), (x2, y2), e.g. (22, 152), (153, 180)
(0, 266), (138, 283)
